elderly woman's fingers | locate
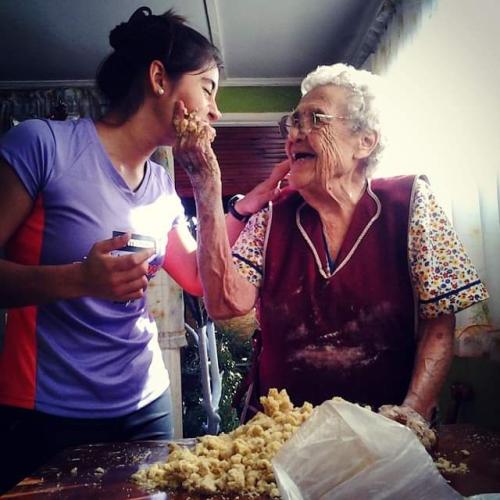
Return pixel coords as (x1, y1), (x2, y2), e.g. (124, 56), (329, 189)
(173, 104), (218, 177)
(267, 160), (294, 199)
(269, 160), (291, 184)
(172, 100), (188, 134)
(233, 160), (292, 215)
(173, 101), (215, 142)
(378, 404), (437, 450)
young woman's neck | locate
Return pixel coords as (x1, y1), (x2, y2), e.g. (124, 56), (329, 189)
(96, 110), (160, 190)
(96, 109), (158, 171)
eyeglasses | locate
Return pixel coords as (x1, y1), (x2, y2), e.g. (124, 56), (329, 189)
(278, 111), (350, 138)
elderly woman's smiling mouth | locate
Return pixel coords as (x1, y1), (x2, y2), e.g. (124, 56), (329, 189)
(289, 150), (317, 165)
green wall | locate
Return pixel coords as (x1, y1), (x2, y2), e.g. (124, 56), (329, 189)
(217, 86), (300, 113)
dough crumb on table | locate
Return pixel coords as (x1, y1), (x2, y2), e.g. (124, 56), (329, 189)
(434, 456), (469, 474)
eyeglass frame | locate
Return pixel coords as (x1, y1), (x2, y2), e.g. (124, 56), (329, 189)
(278, 110), (351, 138)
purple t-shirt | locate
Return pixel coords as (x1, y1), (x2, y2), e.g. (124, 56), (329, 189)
(0, 118), (185, 417)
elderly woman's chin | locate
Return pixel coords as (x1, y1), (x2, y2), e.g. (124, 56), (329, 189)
(287, 170), (312, 191)
(286, 174), (300, 191)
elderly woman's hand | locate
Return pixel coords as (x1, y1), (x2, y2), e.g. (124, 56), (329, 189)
(234, 160), (293, 217)
(378, 404), (437, 450)
(172, 100), (219, 185)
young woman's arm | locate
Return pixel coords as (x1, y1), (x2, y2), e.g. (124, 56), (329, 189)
(0, 159), (153, 308)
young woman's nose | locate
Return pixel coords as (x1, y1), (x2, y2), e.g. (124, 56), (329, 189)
(208, 100), (222, 122)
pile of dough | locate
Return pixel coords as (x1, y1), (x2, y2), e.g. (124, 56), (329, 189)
(132, 388), (313, 497)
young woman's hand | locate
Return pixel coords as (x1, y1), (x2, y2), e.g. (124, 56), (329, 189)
(80, 233), (155, 302)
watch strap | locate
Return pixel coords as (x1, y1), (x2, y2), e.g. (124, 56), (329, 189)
(228, 194), (250, 222)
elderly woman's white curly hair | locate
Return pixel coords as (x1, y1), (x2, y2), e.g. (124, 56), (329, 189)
(301, 63), (387, 176)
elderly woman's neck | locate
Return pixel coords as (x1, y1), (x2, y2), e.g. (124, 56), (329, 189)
(301, 170), (368, 260)
(301, 170), (368, 218)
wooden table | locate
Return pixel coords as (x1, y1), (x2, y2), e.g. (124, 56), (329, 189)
(4, 425), (500, 499)
(436, 424), (500, 497)
(3, 440), (176, 499)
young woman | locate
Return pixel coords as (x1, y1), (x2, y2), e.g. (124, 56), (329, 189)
(0, 6), (284, 492)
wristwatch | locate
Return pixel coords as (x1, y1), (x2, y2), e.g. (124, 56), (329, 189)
(227, 194), (250, 222)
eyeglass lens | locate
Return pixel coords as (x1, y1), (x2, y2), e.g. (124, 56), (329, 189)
(279, 111), (318, 137)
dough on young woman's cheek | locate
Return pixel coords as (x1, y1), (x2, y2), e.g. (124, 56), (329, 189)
(173, 116), (188, 135)
(187, 121), (198, 133)
(173, 110), (204, 138)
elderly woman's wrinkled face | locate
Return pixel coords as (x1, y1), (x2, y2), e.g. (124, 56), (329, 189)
(285, 85), (363, 191)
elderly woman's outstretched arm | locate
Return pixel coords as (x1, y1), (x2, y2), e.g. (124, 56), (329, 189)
(192, 173), (259, 319)
(172, 101), (287, 319)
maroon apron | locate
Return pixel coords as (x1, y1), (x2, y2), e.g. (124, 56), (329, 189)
(239, 176), (419, 417)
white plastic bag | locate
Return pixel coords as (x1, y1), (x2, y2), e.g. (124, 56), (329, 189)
(272, 398), (462, 500)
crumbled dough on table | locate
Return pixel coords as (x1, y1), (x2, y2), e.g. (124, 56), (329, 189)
(434, 456), (469, 474)
(132, 389), (313, 498)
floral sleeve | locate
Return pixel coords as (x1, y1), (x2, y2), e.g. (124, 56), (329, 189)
(231, 207), (270, 288)
(409, 178), (489, 319)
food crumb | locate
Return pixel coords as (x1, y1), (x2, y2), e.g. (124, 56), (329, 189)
(95, 467), (105, 475)
(434, 457), (469, 474)
(460, 449), (470, 457)
(70, 467), (78, 476)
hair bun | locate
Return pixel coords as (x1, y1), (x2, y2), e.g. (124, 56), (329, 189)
(109, 6), (152, 50)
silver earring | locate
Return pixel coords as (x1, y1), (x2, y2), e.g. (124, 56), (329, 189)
(158, 88), (164, 96)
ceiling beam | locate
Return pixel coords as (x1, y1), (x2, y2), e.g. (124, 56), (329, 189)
(216, 112), (283, 127)
(0, 78), (301, 90)
(0, 80), (96, 90)
(221, 77), (301, 87)
(204, 0), (224, 63)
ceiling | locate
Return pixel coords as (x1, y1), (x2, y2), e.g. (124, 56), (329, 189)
(0, 0), (388, 87)
(0, 0), (392, 200)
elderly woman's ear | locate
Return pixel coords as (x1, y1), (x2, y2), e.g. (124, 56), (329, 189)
(354, 130), (379, 161)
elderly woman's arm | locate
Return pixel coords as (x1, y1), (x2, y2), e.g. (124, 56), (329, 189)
(193, 175), (259, 319)
(379, 313), (455, 449)
(172, 102), (267, 318)
(392, 178), (485, 421)
(403, 313), (455, 420)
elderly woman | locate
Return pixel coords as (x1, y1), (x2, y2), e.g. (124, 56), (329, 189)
(176, 63), (488, 431)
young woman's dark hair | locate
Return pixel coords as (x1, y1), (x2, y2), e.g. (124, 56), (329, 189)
(96, 7), (223, 120)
